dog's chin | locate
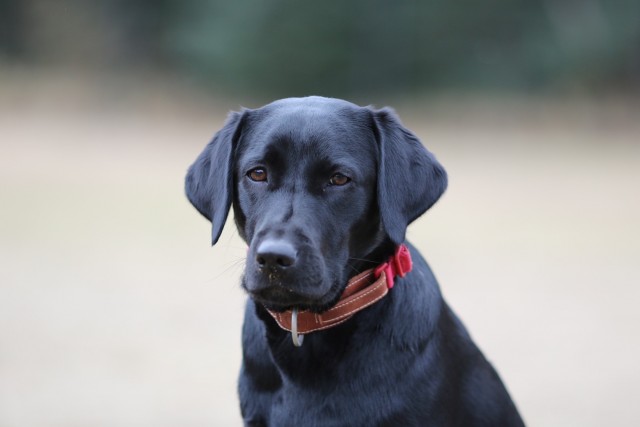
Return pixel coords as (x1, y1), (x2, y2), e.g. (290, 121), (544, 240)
(248, 283), (342, 314)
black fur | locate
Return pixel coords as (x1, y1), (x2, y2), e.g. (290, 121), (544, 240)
(185, 96), (524, 426)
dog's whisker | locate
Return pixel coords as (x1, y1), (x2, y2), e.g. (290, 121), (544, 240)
(345, 264), (360, 275)
(210, 257), (246, 280)
(347, 257), (379, 264)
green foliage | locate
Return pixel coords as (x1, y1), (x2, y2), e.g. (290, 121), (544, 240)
(2, 0), (638, 97)
(161, 0), (638, 97)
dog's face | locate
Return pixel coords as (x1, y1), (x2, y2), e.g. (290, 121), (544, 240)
(186, 97), (447, 312)
(233, 99), (381, 311)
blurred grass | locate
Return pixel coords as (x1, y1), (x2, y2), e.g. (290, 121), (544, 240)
(0, 71), (639, 426)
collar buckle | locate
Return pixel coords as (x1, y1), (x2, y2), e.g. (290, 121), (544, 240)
(374, 244), (412, 289)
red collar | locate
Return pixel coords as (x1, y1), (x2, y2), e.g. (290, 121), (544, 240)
(267, 244), (412, 346)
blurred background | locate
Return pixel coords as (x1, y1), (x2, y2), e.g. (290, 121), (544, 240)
(1, 1), (639, 426)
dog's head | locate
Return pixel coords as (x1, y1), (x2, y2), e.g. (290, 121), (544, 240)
(186, 97), (446, 312)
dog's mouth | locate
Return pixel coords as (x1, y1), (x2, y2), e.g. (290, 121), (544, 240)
(249, 287), (319, 312)
(248, 281), (342, 313)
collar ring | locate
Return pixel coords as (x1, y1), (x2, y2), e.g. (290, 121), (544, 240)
(291, 308), (304, 347)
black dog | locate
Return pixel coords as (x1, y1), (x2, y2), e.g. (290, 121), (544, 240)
(185, 97), (524, 426)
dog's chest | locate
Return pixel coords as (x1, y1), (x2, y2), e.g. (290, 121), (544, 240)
(265, 379), (405, 427)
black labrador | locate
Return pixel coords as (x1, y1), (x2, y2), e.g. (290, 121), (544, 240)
(185, 97), (524, 426)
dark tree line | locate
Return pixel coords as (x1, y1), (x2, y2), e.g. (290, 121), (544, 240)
(1, 0), (638, 98)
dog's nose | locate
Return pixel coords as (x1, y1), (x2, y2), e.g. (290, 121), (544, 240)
(256, 240), (297, 269)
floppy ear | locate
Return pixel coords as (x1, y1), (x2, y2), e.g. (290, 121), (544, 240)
(370, 107), (448, 244)
(185, 111), (246, 245)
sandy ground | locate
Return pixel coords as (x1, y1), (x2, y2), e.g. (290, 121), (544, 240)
(1, 74), (639, 426)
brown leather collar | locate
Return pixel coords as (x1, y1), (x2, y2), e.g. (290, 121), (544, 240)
(266, 245), (412, 345)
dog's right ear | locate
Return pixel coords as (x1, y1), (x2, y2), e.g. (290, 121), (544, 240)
(185, 111), (247, 245)
(370, 107), (447, 244)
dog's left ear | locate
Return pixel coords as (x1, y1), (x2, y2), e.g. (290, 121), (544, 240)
(185, 111), (247, 245)
(370, 107), (448, 244)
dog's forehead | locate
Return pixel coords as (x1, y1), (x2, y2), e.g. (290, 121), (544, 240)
(265, 96), (360, 110)
(242, 97), (373, 157)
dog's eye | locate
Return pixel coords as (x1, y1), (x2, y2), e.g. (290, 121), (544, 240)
(247, 168), (267, 182)
(329, 173), (351, 186)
